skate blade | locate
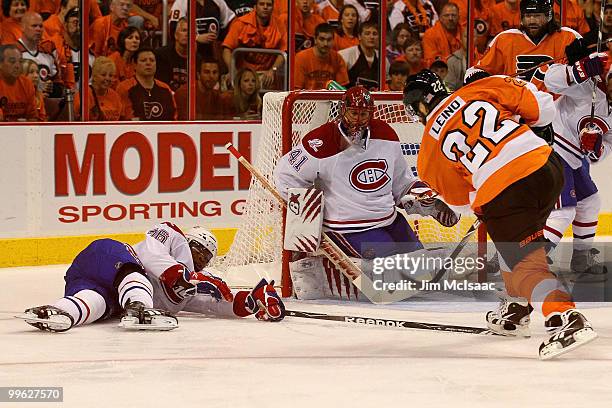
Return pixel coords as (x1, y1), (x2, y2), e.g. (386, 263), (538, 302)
(118, 317), (178, 331)
(539, 329), (598, 360)
(486, 322), (531, 338)
(14, 314), (72, 331)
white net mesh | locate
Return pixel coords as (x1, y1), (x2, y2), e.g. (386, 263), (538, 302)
(215, 91), (478, 288)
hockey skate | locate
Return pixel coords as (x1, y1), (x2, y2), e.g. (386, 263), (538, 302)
(539, 309), (598, 360)
(118, 301), (178, 331)
(16, 305), (74, 332)
(486, 294), (533, 337)
(569, 248), (608, 283)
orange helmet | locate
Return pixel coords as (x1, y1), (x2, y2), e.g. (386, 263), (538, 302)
(339, 86), (375, 145)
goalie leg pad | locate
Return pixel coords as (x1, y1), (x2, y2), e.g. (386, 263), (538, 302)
(289, 256), (327, 300)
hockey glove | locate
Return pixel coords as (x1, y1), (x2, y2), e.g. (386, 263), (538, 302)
(185, 271), (234, 302)
(234, 279), (285, 322)
(402, 195), (460, 228)
(565, 37), (591, 65)
(571, 53), (608, 84)
(531, 123), (555, 145)
(402, 180), (437, 206)
(579, 127), (604, 161)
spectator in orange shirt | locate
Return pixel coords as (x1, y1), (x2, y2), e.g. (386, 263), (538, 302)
(386, 22), (411, 66)
(395, 38), (426, 75)
(90, 0), (132, 56)
(293, 23), (349, 89)
(0, 44), (39, 121)
(222, 0), (286, 89)
(385, 60), (409, 91)
(333, 4), (360, 51)
(231, 67), (262, 119)
(490, 0), (520, 35)
(174, 58), (234, 120)
(131, 0), (163, 30)
(552, 0), (589, 34)
(109, 27), (141, 85)
(48, 6), (80, 92)
(116, 48), (177, 120)
(1, 0), (28, 45)
(43, 0), (77, 39)
(29, 0), (58, 20)
(75, 57), (124, 121)
(289, 0), (327, 50)
(21, 59), (47, 120)
(422, 2), (462, 67)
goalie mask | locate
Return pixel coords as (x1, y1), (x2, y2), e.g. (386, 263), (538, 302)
(185, 226), (218, 271)
(403, 69), (449, 121)
(339, 86), (375, 146)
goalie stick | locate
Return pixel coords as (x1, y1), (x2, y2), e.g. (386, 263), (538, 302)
(285, 309), (501, 336)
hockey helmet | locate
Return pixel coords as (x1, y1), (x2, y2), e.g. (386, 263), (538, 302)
(185, 226), (218, 270)
(520, 0), (553, 21)
(403, 69), (449, 116)
(339, 85), (375, 145)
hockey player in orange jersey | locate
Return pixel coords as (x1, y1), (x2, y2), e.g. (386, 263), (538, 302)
(465, 0), (580, 91)
(403, 70), (597, 360)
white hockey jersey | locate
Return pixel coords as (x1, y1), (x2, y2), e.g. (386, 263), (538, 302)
(133, 222), (234, 316)
(274, 119), (418, 234)
(544, 63), (612, 169)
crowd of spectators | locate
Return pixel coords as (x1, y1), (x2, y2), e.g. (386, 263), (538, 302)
(0, 0), (609, 122)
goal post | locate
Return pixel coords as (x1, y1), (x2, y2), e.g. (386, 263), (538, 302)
(215, 90), (485, 296)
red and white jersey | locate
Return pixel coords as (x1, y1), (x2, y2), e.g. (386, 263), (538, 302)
(274, 119), (418, 233)
(544, 63), (612, 168)
(133, 222), (235, 316)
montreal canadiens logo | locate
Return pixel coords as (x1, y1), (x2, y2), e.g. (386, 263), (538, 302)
(577, 115), (610, 134)
(349, 159), (390, 192)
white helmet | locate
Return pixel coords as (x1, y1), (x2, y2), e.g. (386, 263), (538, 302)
(185, 226), (218, 260)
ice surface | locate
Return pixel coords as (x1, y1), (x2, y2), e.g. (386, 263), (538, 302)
(1, 265), (611, 408)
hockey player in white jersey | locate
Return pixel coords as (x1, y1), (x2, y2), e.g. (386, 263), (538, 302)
(17, 238), (179, 332)
(133, 222), (285, 321)
(543, 49), (612, 281)
(274, 85), (459, 300)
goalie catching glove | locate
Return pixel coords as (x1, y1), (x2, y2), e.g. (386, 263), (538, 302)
(400, 181), (460, 227)
(233, 278), (285, 322)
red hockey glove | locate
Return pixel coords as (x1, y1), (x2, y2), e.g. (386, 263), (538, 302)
(572, 53), (608, 84)
(233, 279), (285, 322)
(579, 127), (604, 161)
(186, 271), (234, 302)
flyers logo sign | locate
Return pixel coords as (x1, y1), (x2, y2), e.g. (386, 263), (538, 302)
(515, 55), (552, 81)
(577, 115), (610, 134)
(349, 160), (390, 192)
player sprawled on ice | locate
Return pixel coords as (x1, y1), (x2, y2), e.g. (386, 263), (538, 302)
(543, 44), (612, 281)
(404, 69), (598, 359)
(274, 85), (460, 300)
(18, 223), (285, 332)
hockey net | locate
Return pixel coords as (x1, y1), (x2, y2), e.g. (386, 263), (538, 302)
(215, 91), (482, 295)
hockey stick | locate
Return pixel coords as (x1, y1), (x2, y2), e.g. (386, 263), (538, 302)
(225, 143), (392, 304)
(430, 218), (482, 284)
(285, 309), (501, 336)
(591, 1), (607, 122)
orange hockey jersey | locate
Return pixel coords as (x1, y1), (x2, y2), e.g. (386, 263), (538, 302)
(471, 27), (580, 91)
(417, 76), (554, 211)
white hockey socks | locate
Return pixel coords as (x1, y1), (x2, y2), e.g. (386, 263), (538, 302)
(53, 290), (106, 326)
(118, 272), (154, 309)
